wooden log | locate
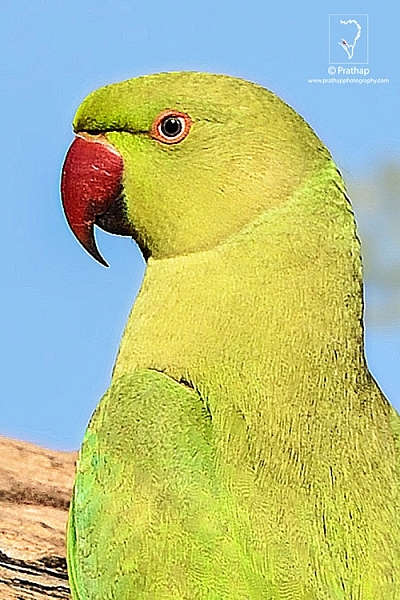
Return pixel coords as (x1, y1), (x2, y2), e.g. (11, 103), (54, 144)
(0, 435), (77, 599)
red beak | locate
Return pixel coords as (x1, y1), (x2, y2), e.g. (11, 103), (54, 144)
(61, 135), (124, 267)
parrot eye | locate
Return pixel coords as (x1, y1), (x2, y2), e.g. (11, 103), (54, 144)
(151, 110), (192, 144)
(161, 117), (183, 137)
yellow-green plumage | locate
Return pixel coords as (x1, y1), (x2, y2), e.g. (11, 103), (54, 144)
(67, 72), (400, 598)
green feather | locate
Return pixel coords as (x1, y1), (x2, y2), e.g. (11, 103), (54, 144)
(67, 72), (400, 598)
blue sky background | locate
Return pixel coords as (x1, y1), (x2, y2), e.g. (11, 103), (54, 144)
(1, 1), (399, 451)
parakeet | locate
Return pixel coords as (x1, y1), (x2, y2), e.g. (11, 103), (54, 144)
(61, 72), (400, 599)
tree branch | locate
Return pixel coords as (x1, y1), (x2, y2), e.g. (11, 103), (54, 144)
(0, 436), (76, 599)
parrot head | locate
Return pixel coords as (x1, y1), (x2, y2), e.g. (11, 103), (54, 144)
(61, 72), (330, 266)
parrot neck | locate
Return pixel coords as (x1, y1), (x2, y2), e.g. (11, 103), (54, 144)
(114, 160), (368, 396)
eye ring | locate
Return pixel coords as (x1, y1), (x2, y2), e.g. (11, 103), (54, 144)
(151, 110), (193, 145)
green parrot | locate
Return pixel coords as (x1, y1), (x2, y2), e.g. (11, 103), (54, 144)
(61, 72), (400, 599)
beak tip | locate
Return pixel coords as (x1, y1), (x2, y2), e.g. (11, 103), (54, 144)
(85, 238), (110, 268)
(73, 222), (110, 268)
(99, 257), (110, 268)
(93, 253), (109, 268)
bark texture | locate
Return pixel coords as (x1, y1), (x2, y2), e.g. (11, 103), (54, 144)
(0, 435), (76, 599)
